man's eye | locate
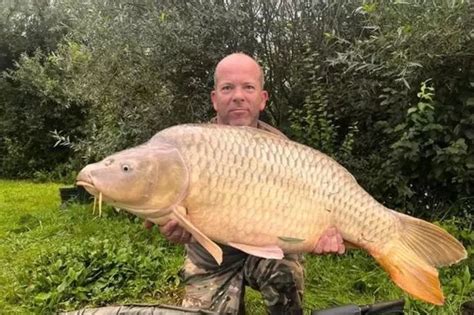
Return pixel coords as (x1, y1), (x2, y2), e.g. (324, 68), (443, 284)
(222, 86), (232, 91)
(245, 85), (255, 90)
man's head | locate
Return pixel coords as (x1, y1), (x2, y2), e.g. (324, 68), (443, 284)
(211, 53), (268, 127)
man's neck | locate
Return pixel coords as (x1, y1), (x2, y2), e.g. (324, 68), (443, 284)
(214, 116), (259, 128)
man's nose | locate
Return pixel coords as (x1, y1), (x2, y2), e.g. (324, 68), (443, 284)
(232, 87), (245, 101)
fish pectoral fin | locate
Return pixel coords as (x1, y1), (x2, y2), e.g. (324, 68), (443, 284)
(171, 207), (223, 265)
(228, 242), (284, 260)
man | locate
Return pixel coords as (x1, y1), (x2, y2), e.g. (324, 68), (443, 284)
(146, 53), (345, 314)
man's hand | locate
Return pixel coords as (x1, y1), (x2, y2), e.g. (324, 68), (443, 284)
(144, 219), (192, 244)
(313, 227), (345, 255)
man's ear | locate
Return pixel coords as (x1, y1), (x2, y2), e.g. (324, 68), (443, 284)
(211, 90), (218, 111)
(259, 90), (269, 111)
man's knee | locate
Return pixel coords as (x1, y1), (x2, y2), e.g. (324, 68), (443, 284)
(244, 255), (304, 314)
(181, 256), (245, 314)
(182, 282), (244, 314)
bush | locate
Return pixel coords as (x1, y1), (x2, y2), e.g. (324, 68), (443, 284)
(0, 0), (472, 220)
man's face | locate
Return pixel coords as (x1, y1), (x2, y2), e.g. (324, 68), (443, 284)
(211, 55), (268, 127)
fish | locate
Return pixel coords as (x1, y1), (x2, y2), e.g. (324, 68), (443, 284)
(76, 123), (467, 305)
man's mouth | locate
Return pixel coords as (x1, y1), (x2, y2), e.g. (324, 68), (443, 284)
(229, 109), (249, 115)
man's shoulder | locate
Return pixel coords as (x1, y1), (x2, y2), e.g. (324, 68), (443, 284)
(256, 120), (288, 139)
(209, 117), (287, 139)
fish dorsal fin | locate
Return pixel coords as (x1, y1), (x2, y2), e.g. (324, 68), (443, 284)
(171, 206), (223, 265)
(228, 242), (284, 260)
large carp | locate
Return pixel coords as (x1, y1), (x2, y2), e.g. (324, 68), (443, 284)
(76, 124), (466, 305)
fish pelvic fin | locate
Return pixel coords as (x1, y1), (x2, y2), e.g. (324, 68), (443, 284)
(228, 242), (284, 260)
(372, 211), (467, 305)
(171, 206), (223, 265)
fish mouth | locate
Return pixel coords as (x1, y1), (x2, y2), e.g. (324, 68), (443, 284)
(76, 180), (145, 210)
(76, 180), (142, 212)
(76, 180), (107, 216)
(76, 180), (99, 196)
(76, 174), (160, 217)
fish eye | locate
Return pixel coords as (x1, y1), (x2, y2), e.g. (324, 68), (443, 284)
(122, 164), (131, 172)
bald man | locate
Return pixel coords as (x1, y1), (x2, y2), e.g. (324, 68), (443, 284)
(146, 53), (345, 315)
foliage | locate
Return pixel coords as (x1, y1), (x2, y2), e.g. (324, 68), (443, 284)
(0, 0), (69, 72)
(0, 0), (472, 220)
(0, 48), (88, 178)
(288, 0), (474, 219)
(376, 81), (473, 217)
(0, 2), (76, 180)
(288, 46), (359, 162)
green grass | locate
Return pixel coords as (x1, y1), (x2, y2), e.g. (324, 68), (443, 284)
(0, 180), (184, 314)
(0, 180), (472, 314)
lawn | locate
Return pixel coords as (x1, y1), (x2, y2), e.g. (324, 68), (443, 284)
(0, 180), (472, 314)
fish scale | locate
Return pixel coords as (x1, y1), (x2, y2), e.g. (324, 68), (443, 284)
(77, 123), (467, 305)
(163, 126), (373, 250)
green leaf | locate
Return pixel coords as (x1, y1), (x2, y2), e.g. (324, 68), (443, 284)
(34, 292), (51, 302)
(407, 107), (417, 115)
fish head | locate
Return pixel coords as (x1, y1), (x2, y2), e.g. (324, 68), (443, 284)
(76, 142), (188, 213)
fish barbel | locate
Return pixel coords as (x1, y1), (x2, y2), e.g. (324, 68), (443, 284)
(76, 124), (467, 305)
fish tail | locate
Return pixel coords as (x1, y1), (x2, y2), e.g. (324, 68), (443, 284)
(371, 211), (467, 305)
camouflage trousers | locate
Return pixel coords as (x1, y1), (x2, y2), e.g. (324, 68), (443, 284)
(180, 242), (304, 315)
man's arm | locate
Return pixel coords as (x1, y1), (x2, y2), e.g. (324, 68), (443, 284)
(144, 220), (192, 244)
(146, 220), (345, 254)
